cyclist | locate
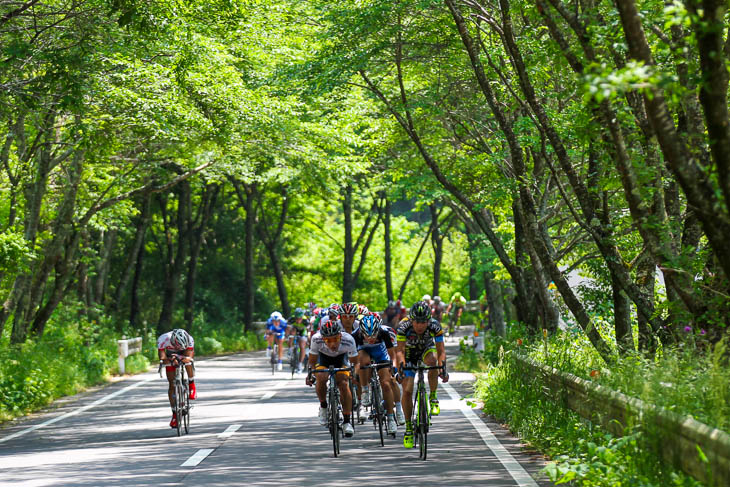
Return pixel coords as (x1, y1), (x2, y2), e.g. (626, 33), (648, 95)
(306, 316), (359, 437)
(339, 302), (360, 334)
(352, 313), (404, 435)
(266, 311), (287, 371)
(382, 300), (401, 328)
(287, 308), (309, 373)
(431, 295), (446, 322)
(396, 300), (449, 449)
(158, 328), (197, 428)
(445, 291), (467, 336)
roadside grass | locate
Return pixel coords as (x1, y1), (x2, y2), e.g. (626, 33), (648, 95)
(457, 322), (719, 486)
(0, 309), (266, 424)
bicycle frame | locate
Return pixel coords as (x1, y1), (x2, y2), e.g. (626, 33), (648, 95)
(403, 363), (444, 460)
(160, 355), (194, 436)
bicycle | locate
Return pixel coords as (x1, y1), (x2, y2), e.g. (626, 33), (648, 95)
(288, 338), (301, 378)
(270, 341), (279, 375)
(159, 355), (194, 437)
(361, 361), (393, 445)
(313, 365), (353, 457)
(403, 363), (445, 460)
(350, 373), (362, 425)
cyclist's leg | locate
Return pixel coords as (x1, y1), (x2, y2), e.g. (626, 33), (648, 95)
(336, 371), (352, 415)
(423, 349), (439, 394)
(276, 335), (285, 361)
(166, 368), (176, 408)
(378, 366), (394, 413)
(298, 336), (307, 364)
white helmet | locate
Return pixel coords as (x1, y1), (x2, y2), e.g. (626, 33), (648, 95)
(433, 295), (441, 302)
(422, 294), (431, 302)
(270, 311), (283, 321)
(170, 329), (190, 349)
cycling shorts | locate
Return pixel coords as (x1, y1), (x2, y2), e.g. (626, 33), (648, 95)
(360, 344), (389, 363)
(402, 348), (437, 378)
(316, 353), (350, 377)
(268, 329), (286, 340)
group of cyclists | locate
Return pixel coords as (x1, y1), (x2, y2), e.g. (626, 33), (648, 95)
(266, 297), (459, 449)
(156, 292), (469, 448)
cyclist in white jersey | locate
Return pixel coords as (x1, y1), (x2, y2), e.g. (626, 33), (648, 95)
(305, 316), (359, 437)
(157, 328), (196, 428)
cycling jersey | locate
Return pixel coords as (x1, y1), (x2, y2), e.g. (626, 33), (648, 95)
(449, 294), (467, 309)
(157, 330), (195, 352)
(267, 316), (288, 338)
(396, 318), (444, 356)
(381, 308), (401, 328)
(431, 301), (446, 321)
(353, 325), (395, 363)
(287, 316), (308, 336)
(310, 331), (358, 359)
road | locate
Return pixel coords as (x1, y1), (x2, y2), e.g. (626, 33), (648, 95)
(0, 331), (553, 486)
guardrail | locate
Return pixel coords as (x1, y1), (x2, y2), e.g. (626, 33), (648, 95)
(513, 352), (730, 486)
(117, 336), (143, 374)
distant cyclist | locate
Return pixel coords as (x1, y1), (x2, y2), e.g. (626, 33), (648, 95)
(306, 316), (359, 437)
(445, 292), (467, 336)
(339, 302), (360, 334)
(158, 328), (197, 428)
(266, 311), (287, 371)
(396, 300), (448, 449)
(382, 300), (401, 328)
(287, 308), (309, 373)
(431, 295), (446, 322)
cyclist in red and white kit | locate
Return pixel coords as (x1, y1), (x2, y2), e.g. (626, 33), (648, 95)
(158, 328), (196, 428)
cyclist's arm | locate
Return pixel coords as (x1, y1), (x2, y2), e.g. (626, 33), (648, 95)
(435, 341), (446, 367)
(395, 339), (406, 369)
(386, 346), (397, 369)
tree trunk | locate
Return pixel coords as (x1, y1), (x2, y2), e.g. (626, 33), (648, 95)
(185, 184), (219, 329)
(384, 193), (394, 301)
(430, 203), (443, 297)
(112, 194), (152, 315)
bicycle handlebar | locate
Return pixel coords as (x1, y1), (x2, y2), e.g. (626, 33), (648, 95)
(361, 362), (393, 371)
(312, 365), (353, 374)
(402, 364), (445, 372)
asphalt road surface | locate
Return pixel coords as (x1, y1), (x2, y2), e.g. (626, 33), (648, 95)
(0, 329), (553, 486)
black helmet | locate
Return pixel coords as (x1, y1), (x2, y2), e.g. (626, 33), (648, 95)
(409, 301), (431, 321)
(320, 318), (342, 337)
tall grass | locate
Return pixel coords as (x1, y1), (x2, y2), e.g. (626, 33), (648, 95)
(459, 320), (722, 486)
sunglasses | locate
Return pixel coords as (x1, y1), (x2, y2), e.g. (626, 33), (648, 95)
(323, 336), (341, 344)
(340, 313), (356, 318)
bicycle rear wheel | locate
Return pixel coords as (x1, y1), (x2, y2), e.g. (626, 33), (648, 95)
(290, 343), (298, 378)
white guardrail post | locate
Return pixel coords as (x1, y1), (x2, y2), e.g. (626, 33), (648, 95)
(117, 336), (143, 374)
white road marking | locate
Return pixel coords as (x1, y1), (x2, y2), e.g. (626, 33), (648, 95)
(0, 376), (156, 444)
(261, 390), (277, 400)
(442, 382), (539, 487)
(218, 424), (242, 438)
(180, 448), (214, 467)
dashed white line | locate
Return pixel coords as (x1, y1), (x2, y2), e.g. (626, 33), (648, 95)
(218, 424), (242, 438)
(181, 448), (214, 467)
(442, 382), (539, 487)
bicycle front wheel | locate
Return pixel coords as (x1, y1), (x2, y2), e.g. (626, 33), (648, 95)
(373, 383), (384, 446)
(329, 384), (340, 457)
(183, 381), (190, 434)
(418, 385), (429, 460)
(175, 380), (185, 437)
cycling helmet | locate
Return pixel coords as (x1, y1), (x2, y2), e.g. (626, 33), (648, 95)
(409, 301), (431, 321)
(170, 329), (190, 349)
(270, 311), (283, 321)
(328, 304), (342, 319)
(360, 313), (382, 336)
(387, 300), (396, 308)
(422, 294), (431, 302)
(433, 296), (441, 302)
(294, 307), (305, 318)
(320, 317), (342, 337)
(318, 308), (329, 318)
(358, 304), (369, 316)
(340, 302), (358, 315)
